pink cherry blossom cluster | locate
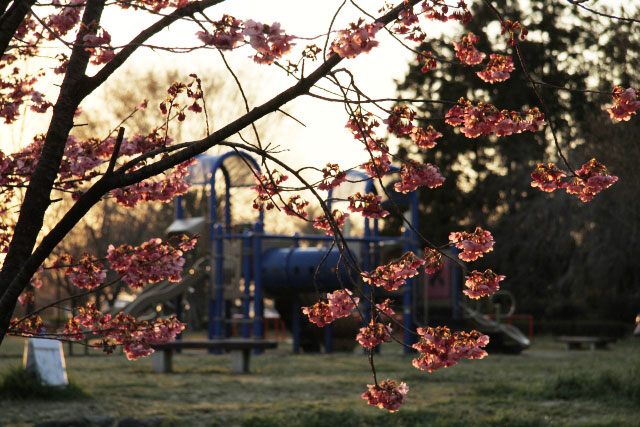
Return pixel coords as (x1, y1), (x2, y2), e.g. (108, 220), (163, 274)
(8, 315), (44, 336)
(565, 158), (619, 202)
(394, 160), (445, 193)
(449, 227), (495, 262)
(445, 98), (546, 138)
(347, 192), (390, 219)
(361, 251), (425, 291)
(476, 54), (515, 83)
(421, 0), (472, 23)
(64, 252), (108, 290)
(606, 86), (640, 121)
(419, 51), (438, 73)
(160, 76), (205, 120)
(312, 209), (349, 236)
(243, 20), (295, 64)
(0, 70), (51, 124)
(282, 195), (309, 218)
(252, 169), (288, 211)
(330, 19), (383, 59)
(361, 379), (409, 412)
(345, 110), (380, 140)
(410, 125), (442, 149)
(375, 298), (396, 317)
(384, 105), (417, 136)
(106, 236), (196, 288)
(530, 162), (567, 192)
(112, 159), (193, 207)
(82, 27), (115, 65)
(317, 163), (347, 191)
(463, 269), (505, 299)
(18, 291), (35, 307)
(46, 0), (83, 40)
(412, 326), (489, 372)
(62, 303), (184, 359)
(392, 4), (425, 42)
(501, 20), (528, 46)
(301, 289), (359, 327)
(356, 321), (392, 348)
(423, 248), (444, 274)
(530, 159), (618, 202)
(453, 32), (485, 66)
(196, 15), (245, 50)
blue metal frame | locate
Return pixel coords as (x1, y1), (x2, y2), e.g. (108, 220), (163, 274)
(175, 150), (423, 356)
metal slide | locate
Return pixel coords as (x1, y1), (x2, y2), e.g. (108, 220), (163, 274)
(461, 305), (531, 352)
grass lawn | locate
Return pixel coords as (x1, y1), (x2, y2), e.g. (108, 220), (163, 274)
(1, 334), (639, 426)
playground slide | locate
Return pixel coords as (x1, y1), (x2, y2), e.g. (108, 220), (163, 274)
(461, 305), (531, 350)
(115, 258), (208, 318)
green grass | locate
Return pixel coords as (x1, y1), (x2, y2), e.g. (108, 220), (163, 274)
(1, 335), (639, 426)
(0, 368), (88, 400)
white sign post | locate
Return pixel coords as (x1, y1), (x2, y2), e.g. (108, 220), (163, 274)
(23, 338), (69, 387)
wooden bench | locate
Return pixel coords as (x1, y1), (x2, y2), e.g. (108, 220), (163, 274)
(556, 336), (616, 351)
(150, 339), (278, 374)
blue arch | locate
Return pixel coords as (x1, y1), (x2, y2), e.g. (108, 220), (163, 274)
(175, 150), (263, 228)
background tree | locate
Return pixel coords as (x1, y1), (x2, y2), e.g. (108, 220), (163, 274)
(394, 0), (640, 325)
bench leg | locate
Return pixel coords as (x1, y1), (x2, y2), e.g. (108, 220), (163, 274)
(152, 349), (173, 373)
(231, 349), (251, 374)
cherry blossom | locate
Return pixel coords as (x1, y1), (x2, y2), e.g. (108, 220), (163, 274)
(565, 158), (618, 202)
(312, 209), (349, 236)
(330, 19), (383, 59)
(362, 251), (425, 291)
(362, 379), (409, 412)
(445, 98), (546, 138)
(375, 299), (395, 317)
(346, 110), (380, 140)
(196, 15), (245, 50)
(453, 32), (485, 66)
(252, 169), (288, 211)
(412, 326), (489, 372)
(356, 321), (391, 348)
(106, 236), (196, 288)
(384, 105), (416, 136)
(476, 54), (515, 83)
(243, 20), (295, 64)
(65, 252), (107, 290)
(606, 86), (640, 121)
(348, 192), (390, 219)
(501, 20), (528, 46)
(410, 125), (442, 149)
(61, 303), (184, 359)
(112, 160), (193, 208)
(418, 51), (438, 73)
(302, 289), (359, 327)
(317, 163), (347, 191)
(449, 227), (495, 262)
(423, 248), (444, 274)
(463, 269), (505, 299)
(530, 162), (567, 193)
(282, 195), (309, 218)
(394, 160), (445, 193)
(421, 1), (472, 23)
(360, 152), (392, 178)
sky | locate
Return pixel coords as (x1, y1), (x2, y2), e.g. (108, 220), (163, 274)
(0, 0), (432, 171)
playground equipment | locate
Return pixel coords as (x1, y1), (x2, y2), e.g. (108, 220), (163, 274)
(118, 149), (531, 354)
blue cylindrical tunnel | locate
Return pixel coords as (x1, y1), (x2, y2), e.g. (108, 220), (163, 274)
(261, 247), (359, 295)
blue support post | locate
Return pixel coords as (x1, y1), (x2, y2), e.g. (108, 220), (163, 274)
(212, 224), (224, 353)
(253, 221), (264, 352)
(324, 325), (333, 354)
(242, 231), (252, 338)
(291, 233), (301, 354)
(174, 195), (183, 220)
